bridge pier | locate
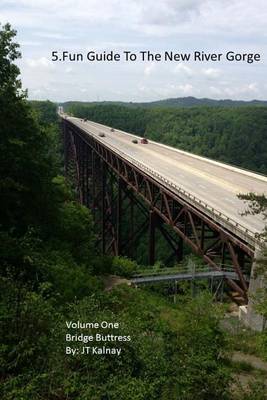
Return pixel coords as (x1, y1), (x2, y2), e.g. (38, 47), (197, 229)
(239, 248), (266, 331)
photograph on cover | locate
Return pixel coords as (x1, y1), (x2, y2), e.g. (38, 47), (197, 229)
(0, 1), (267, 399)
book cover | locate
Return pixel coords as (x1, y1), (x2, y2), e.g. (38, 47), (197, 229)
(0, 1), (267, 399)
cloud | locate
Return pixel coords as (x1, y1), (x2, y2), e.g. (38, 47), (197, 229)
(20, 40), (42, 46)
(209, 86), (222, 96)
(35, 32), (72, 40)
(173, 63), (194, 77)
(202, 68), (221, 79)
(65, 67), (73, 73)
(137, 82), (194, 99)
(246, 83), (258, 93)
(144, 63), (156, 76)
(25, 57), (54, 69)
(1, 0), (266, 101)
(177, 83), (194, 95)
(1, 0), (267, 37)
(208, 82), (260, 99)
(130, 0), (207, 26)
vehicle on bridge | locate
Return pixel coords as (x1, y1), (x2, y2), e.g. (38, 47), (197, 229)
(110, 128), (115, 132)
(140, 138), (148, 144)
(99, 133), (105, 137)
(83, 118), (88, 122)
(132, 139), (138, 144)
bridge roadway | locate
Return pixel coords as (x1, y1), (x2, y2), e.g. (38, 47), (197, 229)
(63, 115), (267, 245)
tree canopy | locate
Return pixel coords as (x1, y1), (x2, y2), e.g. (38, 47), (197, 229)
(65, 103), (267, 174)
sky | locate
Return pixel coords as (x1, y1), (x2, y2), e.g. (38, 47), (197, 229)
(0, 0), (267, 102)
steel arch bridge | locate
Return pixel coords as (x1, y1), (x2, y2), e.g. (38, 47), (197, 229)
(61, 115), (265, 305)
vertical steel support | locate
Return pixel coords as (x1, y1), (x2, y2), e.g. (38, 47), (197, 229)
(176, 236), (184, 262)
(63, 121), (67, 175)
(85, 145), (90, 207)
(130, 195), (134, 258)
(117, 177), (122, 255)
(101, 160), (106, 254)
(149, 210), (156, 265)
(91, 150), (96, 208)
(80, 141), (85, 205)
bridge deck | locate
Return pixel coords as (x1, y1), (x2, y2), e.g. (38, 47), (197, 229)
(63, 115), (267, 242)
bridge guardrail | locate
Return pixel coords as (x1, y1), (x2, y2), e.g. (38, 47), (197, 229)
(134, 265), (238, 276)
(100, 138), (259, 247)
(69, 118), (262, 248)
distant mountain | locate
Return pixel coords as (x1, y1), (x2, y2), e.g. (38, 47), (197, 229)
(62, 96), (267, 109)
(141, 96), (267, 108)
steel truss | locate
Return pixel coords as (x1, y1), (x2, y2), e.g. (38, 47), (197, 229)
(62, 120), (255, 303)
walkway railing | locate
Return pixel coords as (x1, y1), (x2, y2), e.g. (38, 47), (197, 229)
(131, 264), (248, 284)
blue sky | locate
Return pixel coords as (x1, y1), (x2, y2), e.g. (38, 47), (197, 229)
(0, 0), (266, 102)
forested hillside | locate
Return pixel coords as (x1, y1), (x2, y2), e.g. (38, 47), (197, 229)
(138, 97), (267, 108)
(65, 104), (267, 174)
(63, 96), (267, 108)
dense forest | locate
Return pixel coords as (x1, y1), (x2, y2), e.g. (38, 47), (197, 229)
(1, 23), (267, 400)
(65, 103), (267, 174)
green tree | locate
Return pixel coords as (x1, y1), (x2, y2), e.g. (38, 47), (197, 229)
(0, 23), (58, 231)
(0, 22), (22, 97)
